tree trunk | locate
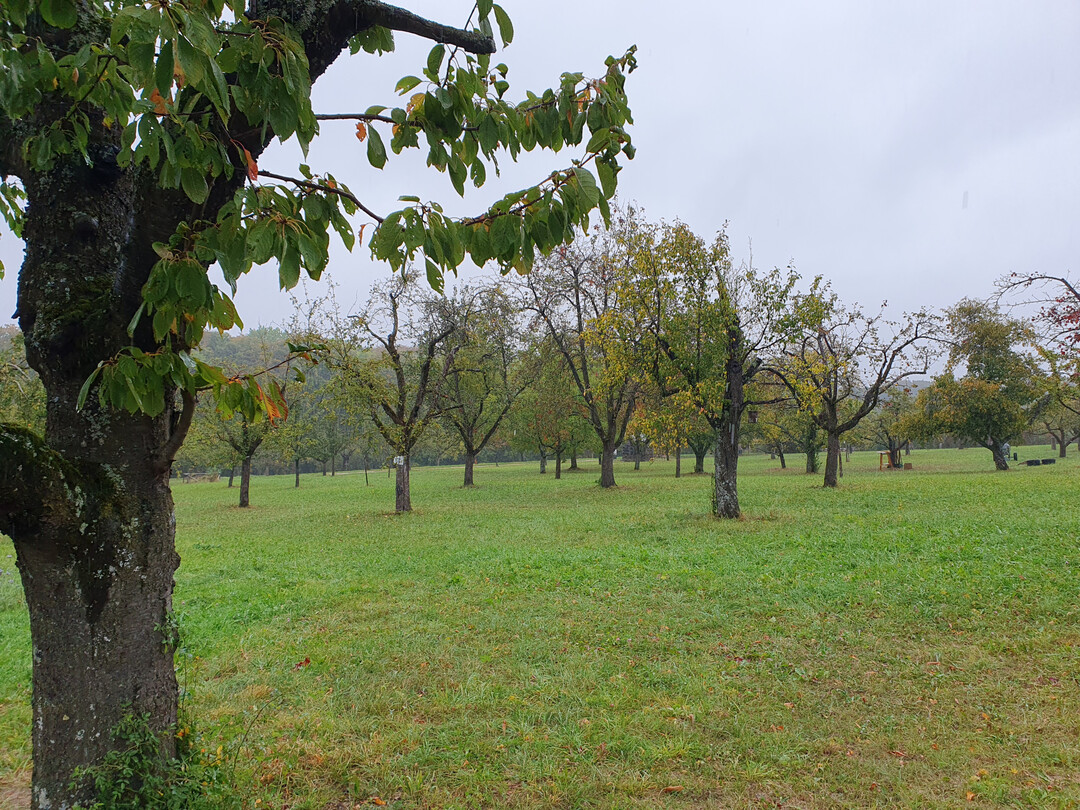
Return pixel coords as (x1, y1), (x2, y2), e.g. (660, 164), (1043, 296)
(3, 406), (183, 808)
(823, 431), (841, 487)
(331, 454), (336, 476)
(888, 440), (902, 469)
(539, 451), (547, 474)
(1060, 438), (1068, 458)
(634, 456), (641, 471)
(294, 457), (300, 488)
(227, 465), (235, 487)
(713, 423), (741, 518)
(675, 446), (681, 478)
(395, 455), (411, 512)
(600, 443), (617, 487)
(693, 446), (706, 474)
(555, 449), (562, 479)
(364, 460), (370, 486)
(240, 456), (253, 506)
(322, 460), (327, 476)
(570, 450), (578, 470)
(990, 441), (1010, 471)
(776, 445), (787, 469)
(464, 451), (476, 486)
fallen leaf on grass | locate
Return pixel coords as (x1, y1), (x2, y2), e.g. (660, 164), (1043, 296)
(293, 657), (311, 670)
(889, 750), (908, 758)
(661, 785), (684, 793)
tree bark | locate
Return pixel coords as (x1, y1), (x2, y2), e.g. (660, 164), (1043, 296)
(712, 423), (741, 518)
(395, 456), (411, 512)
(4, 414), (182, 809)
(294, 457), (300, 488)
(823, 430), (841, 487)
(675, 446), (681, 478)
(693, 446), (706, 474)
(539, 451), (547, 474)
(464, 451), (476, 486)
(569, 450), (578, 470)
(776, 445), (786, 469)
(227, 465), (235, 487)
(331, 454), (336, 476)
(555, 449), (562, 479)
(239, 456), (253, 506)
(1060, 439), (1068, 458)
(599, 442), (617, 487)
(990, 441), (1010, 471)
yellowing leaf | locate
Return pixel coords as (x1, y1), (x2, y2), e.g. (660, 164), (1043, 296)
(355, 122), (367, 142)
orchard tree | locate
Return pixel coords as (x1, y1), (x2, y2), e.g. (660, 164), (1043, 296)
(0, 0), (635, 803)
(508, 337), (590, 478)
(523, 212), (641, 487)
(616, 219), (809, 517)
(860, 386), (919, 469)
(908, 300), (1040, 470)
(319, 272), (458, 511)
(997, 272), (1080, 359)
(774, 301), (937, 487)
(434, 283), (528, 486)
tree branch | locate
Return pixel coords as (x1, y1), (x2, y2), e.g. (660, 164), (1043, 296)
(154, 389), (196, 475)
(262, 0), (495, 83)
(357, 1), (495, 53)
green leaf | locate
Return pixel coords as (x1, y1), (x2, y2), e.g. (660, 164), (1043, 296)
(155, 39), (174, 97)
(427, 44), (445, 78)
(175, 260), (207, 304)
(76, 365), (103, 411)
(395, 75), (422, 94)
(180, 167), (209, 204)
(478, 0), (493, 18)
(40, 0), (77, 29)
(366, 127), (387, 169)
(425, 257), (444, 293)
(278, 244), (301, 289)
(492, 4), (514, 45)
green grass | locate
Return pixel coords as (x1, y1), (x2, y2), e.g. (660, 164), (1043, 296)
(3, 447), (1080, 808)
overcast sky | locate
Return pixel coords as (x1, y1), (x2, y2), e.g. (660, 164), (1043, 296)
(2, 0), (1078, 328)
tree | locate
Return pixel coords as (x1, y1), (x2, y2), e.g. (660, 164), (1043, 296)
(434, 283), (528, 486)
(630, 387), (708, 478)
(908, 300), (1040, 470)
(996, 272), (1080, 360)
(197, 330), (293, 505)
(523, 213), (641, 487)
(508, 337), (590, 478)
(320, 273), (457, 512)
(860, 386), (920, 469)
(775, 301), (937, 487)
(616, 219), (808, 517)
(0, 1), (635, 802)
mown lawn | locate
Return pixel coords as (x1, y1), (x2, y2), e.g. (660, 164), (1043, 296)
(2, 447), (1079, 808)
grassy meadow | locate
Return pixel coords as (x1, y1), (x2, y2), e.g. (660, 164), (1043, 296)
(2, 446), (1080, 808)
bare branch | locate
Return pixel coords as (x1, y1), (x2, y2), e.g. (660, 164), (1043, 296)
(258, 169), (385, 223)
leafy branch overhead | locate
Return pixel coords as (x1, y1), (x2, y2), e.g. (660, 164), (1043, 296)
(0, 0), (635, 422)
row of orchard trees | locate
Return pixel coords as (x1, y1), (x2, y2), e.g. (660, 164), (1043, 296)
(162, 205), (1080, 520)
(7, 213), (1077, 521)
(5, 218), (1078, 524)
